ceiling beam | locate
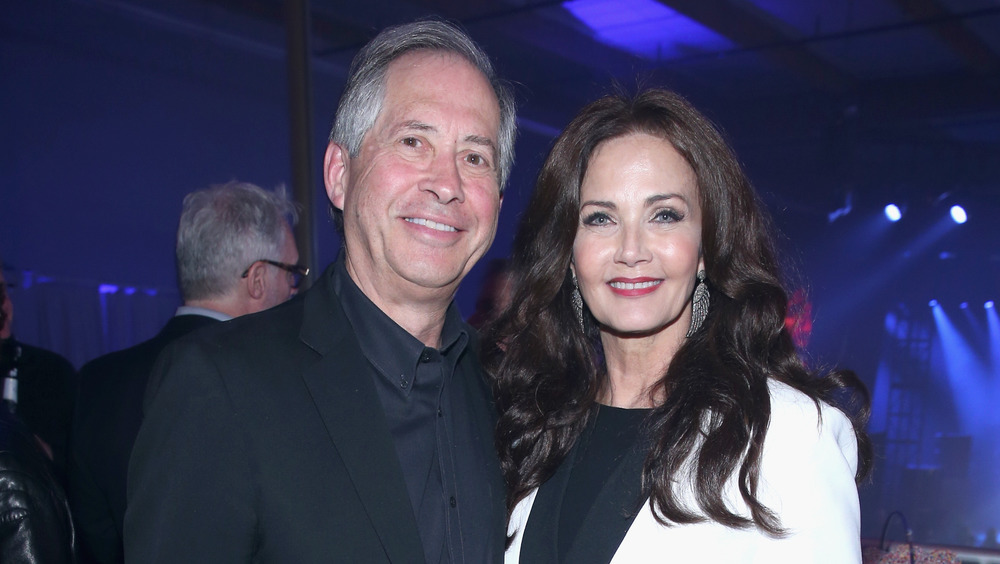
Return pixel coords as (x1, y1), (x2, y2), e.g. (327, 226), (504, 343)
(891, 0), (1000, 75)
(653, 0), (856, 93)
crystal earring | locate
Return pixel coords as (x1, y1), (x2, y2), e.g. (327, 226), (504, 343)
(687, 270), (709, 338)
(571, 270), (584, 328)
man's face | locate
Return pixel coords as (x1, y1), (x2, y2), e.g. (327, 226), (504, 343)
(326, 51), (503, 308)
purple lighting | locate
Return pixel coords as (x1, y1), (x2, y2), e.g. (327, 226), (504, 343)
(884, 204), (902, 222)
(564, 0), (735, 61)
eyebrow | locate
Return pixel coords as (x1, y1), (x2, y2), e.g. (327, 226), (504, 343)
(464, 134), (496, 154)
(396, 121), (496, 154)
(580, 193), (687, 209)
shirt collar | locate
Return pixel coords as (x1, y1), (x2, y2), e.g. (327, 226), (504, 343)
(332, 255), (468, 382)
(175, 305), (232, 322)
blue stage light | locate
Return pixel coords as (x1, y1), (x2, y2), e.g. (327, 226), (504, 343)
(987, 301), (995, 309)
(884, 204), (902, 222)
(929, 299), (939, 308)
(950, 205), (967, 224)
(960, 302), (969, 309)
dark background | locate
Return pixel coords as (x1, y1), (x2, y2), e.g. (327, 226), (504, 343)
(3, 0), (998, 547)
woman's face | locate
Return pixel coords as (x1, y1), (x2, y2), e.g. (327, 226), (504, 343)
(571, 133), (704, 340)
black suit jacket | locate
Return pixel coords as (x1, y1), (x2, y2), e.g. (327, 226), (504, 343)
(125, 267), (505, 563)
(70, 313), (218, 564)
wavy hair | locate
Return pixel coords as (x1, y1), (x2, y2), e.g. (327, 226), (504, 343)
(484, 89), (872, 535)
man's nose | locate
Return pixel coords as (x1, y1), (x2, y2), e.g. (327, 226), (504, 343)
(422, 154), (464, 204)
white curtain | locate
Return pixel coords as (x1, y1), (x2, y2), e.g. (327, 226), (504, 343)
(6, 269), (179, 369)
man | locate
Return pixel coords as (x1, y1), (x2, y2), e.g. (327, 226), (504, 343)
(70, 181), (302, 564)
(125, 20), (516, 564)
(0, 266), (77, 479)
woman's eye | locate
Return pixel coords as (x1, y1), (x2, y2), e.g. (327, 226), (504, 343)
(654, 209), (683, 222)
(582, 212), (612, 226)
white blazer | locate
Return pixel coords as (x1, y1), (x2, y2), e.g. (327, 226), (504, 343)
(506, 380), (862, 563)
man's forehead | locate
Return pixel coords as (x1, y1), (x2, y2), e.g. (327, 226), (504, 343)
(380, 51), (499, 122)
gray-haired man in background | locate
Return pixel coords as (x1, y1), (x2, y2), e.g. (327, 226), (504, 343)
(70, 181), (303, 564)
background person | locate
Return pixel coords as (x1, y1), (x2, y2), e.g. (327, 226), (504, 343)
(1, 403), (76, 564)
(0, 265), (77, 481)
(486, 89), (872, 562)
(69, 181), (301, 564)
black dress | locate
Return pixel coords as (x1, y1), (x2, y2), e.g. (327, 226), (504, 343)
(519, 404), (652, 564)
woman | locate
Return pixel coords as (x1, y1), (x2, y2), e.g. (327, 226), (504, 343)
(485, 89), (872, 562)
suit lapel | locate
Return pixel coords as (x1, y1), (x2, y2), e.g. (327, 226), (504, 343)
(520, 411), (649, 564)
(297, 269), (425, 563)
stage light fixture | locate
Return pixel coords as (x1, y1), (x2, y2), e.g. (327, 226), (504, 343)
(987, 301), (995, 309)
(960, 302), (969, 309)
(884, 204), (902, 222)
(950, 205), (967, 224)
(929, 299), (939, 308)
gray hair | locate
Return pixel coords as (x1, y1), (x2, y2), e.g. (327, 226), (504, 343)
(330, 19), (517, 192)
(176, 181), (299, 302)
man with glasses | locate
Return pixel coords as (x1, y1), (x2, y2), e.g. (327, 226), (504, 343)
(69, 181), (301, 564)
(126, 19), (515, 564)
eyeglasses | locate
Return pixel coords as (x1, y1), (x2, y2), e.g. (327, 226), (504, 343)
(241, 260), (310, 289)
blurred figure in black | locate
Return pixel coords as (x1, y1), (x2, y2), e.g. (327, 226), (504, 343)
(69, 182), (301, 564)
(1, 397), (76, 563)
(0, 266), (77, 481)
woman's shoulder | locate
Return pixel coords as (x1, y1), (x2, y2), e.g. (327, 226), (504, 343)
(767, 379), (850, 426)
(764, 379), (858, 471)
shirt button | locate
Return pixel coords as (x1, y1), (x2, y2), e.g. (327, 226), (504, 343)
(399, 377), (408, 389)
(437, 408), (443, 418)
(420, 351), (432, 363)
(449, 496), (457, 508)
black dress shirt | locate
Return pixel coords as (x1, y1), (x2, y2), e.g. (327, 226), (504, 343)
(334, 258), (494, 564)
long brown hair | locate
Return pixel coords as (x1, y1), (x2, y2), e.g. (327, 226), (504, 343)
(484, 88), (872, 534)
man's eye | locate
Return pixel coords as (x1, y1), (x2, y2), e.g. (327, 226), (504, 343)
(466, 153), (484, 166)
(401, 137), (419, 147)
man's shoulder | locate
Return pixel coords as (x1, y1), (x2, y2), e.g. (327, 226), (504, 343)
(80, 335), (165, 377)
(77, 316), (211, 384)
(15, 341), (75, 374)
(161, 289), (336, 377)
(200, 291), (309, 348)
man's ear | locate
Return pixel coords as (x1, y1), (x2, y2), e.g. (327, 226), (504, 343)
(244, 262), (267, 300)
(324, 141), (349, 211)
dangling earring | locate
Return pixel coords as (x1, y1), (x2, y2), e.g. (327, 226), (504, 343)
(687, 270), (709, 338)
(570, 270), (584, 328)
